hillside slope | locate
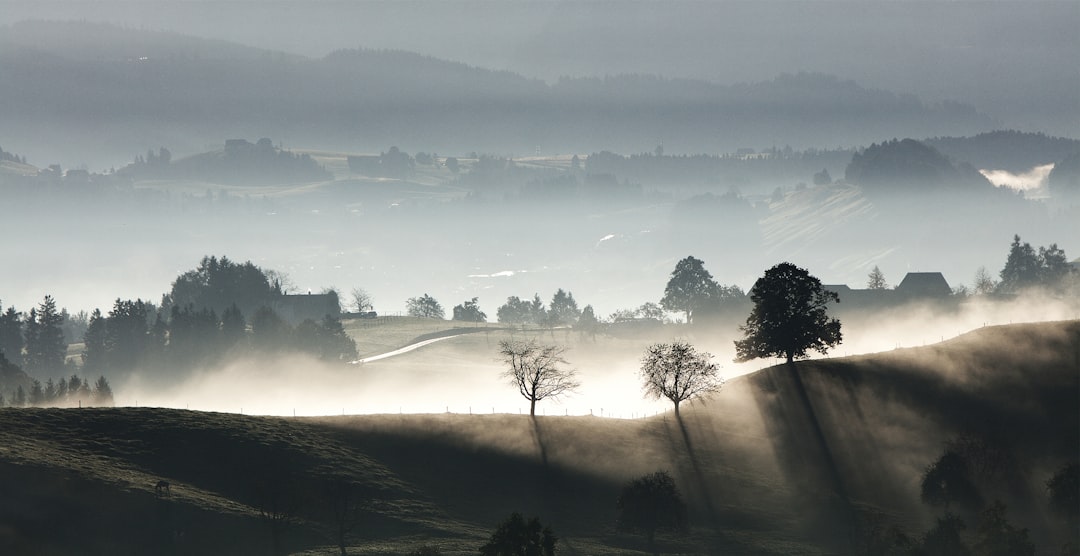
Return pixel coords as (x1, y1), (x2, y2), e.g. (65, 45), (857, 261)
(0, 321), (1076, 554)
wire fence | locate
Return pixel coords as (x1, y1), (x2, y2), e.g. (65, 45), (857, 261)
(111, 400), (672, 420)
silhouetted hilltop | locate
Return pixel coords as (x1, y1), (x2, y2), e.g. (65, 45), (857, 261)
(118, 139), (331, 185)
(0, 21), (997, 165)
(845, 138), (994, 194)
(925, 130), (1080, 173)
(0, 20), (294, 62)
(0, 320), (1075, 554)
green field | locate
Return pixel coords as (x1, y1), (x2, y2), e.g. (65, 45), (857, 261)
(0, 321), (1076, 555)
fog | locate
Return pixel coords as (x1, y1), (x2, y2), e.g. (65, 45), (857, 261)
(0, 0), (1075, 431)
(981, 163), (1055, 192)
(1, 1), (1076, 137)
(105, 290), (1079, 420)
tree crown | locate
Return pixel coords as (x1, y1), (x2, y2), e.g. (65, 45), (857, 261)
(734, 262), (841, 363)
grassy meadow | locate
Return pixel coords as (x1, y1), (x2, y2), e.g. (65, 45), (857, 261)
(0, 320), (1076, 555)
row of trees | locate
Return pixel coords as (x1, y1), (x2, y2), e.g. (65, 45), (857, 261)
(0, 373), (113, 408)
(496, 261), (843, 417)
(497, 338), (724, 418)
(0, 295), (69, 376)
(2, 256), (359, 404)
(83, 299), (357, 376)
(406, 289), (603, 330)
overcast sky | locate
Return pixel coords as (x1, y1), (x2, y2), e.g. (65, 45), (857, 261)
(2, 1), (1076, 112)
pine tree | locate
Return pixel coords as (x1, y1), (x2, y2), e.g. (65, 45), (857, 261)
(93, 376), (114, 407)
(56, 377), (69, 401)
(82, 309), (108, 373)
(867, 266), (888, 290)
(24, 296), (66, 375)
(0, 304), (24, 367)
(44, 378), (57, 403)
(29, 379), (44, 406)
(22, 308), (39, 371)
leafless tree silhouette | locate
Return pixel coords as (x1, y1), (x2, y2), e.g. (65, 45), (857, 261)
(498, 339), (580, 416)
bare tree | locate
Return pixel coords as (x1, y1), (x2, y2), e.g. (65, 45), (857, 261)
(498, 339), (580, 416)
(254, 474), (301, 556)
(324, 478), (364, 556)
(350, 287), (374, 313)
(973, 266), (997, 295)
(640, 341), (723, 418)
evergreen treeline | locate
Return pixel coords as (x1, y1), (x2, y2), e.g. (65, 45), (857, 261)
(925, 130), (1080, 174)
(0, 373), (114, 408)
(844, 138), (994, 194)
(0, 256), (359, 404)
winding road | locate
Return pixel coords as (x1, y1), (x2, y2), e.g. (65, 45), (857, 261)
(348, 330), (481, 365)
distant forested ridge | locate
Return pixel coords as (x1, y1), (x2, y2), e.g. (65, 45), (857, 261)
(0, 22), (997, 161)
(582, 147), (854, 188)
(925, 130), (1080, 173)
(845, 138), (994, 194)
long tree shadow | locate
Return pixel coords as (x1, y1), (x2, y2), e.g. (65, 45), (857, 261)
(674, 413), (720, 529)
(530, 415), (550, 468)
(750, 362), (857, 551)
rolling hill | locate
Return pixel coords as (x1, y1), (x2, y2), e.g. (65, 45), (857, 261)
(0, 320), (1076, 554)
(0, 21), (998, 169)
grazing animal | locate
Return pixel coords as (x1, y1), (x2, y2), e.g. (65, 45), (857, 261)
(155, 480), (171, 496)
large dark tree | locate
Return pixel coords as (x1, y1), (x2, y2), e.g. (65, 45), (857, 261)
(920, 450), (983, 511)
(998, 235), (1042, 293)
(167, 255), (279, 318)
(478, 513), (557, 556)
(1046, 462), (1078, 519)
(616, 471), (687, 555)
(661, 256), (719, 324)
(639, 341), (723, 417)
(998, 235), (1071, 293)
(734, 262), (841, 364)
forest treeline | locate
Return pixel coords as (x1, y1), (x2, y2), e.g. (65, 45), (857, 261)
(0, 29), (998, 156)
(0, 256), (358, 403)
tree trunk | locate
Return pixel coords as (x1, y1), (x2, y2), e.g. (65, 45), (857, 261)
(673, 401), (680, 419)
(530, 398), (536, 417)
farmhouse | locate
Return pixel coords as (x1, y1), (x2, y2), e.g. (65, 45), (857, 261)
(271, 293), (341, 324)
(824, 271), (957, 315)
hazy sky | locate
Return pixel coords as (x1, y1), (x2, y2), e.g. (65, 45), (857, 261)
(2, 0), (1077, 129)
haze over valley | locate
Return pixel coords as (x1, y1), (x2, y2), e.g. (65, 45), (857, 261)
(0, 2), (1078, 555)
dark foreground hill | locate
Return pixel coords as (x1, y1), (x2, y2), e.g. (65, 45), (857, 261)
(0, 321), (1076, 555)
